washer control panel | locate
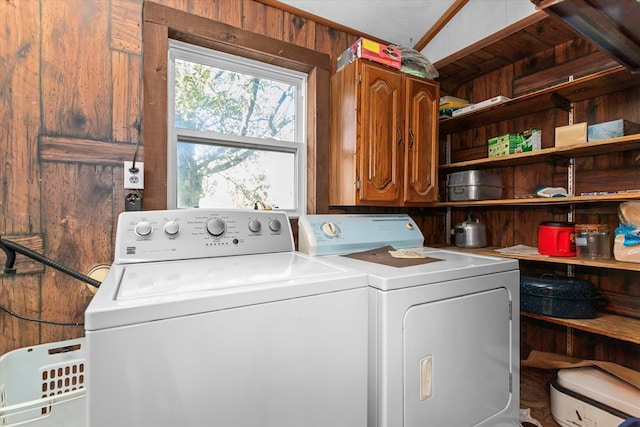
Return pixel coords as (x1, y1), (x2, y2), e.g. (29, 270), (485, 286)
(298, 214), (424, 256)
(114, 209), (293, 263)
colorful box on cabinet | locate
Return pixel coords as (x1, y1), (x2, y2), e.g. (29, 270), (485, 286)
(336, 38), (402, 72)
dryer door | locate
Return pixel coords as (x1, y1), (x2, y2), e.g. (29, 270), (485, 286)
(403, 287), (512, 426)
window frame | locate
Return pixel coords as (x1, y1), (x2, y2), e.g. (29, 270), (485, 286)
(167, 41), (308, 214)
(142, 1), (331, 214)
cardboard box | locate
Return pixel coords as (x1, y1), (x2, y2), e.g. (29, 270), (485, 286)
(555, 122), (587, 147)
(587, 119), (640, 141)
(488, 133), (518, 157)
(336, 38), (401, 72)
(516, 128), (542, 153)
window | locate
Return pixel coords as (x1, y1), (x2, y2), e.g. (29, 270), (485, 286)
(167, 41), (307, 216)
(142, 2), (330, 213)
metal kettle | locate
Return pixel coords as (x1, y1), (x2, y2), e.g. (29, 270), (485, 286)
(451, 214), (487, 248)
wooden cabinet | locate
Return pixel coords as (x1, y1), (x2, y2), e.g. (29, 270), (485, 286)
(329, 59), (439, 206)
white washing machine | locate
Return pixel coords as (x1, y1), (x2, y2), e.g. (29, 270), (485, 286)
(298, 214), (520, 427)
(85, 209), (369, 427)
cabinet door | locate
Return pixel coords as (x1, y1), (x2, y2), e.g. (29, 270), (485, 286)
(358, 62), (404, 204)
(404, 77), (439, 203)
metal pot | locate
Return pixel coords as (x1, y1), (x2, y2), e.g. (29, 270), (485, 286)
(451, 215), (487, 248)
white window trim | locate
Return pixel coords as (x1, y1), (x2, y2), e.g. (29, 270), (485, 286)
(167, 40), (307, 217)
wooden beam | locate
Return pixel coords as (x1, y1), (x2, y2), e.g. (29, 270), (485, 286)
(39, 136), (141, 165)
(413, 0), (469, 52)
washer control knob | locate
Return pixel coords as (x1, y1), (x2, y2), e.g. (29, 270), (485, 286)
(163, 220), (180, 236)
(321, 222), (339, 237)
(248, 219), (262, 233)
(206, 218), (226, 237)
(134, 221), (152, 237)
(269, 219), (282, 233)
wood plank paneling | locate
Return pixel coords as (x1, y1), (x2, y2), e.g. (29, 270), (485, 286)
(216, 0), (243, 27)
(434, 12), (576, 94)
(41, 0), (111, 139)
(39, 136), (141, 165)
(513, 51), (619, 97)
(242, 0), (284, 40)
(112, 51), (142, 143)
(314, 23), (353, 71)
(0, 0), (41, 236)
(0, 276), (42, 354)
(40, 163), (115, 342)
(110, 0), (143, 54)
(284, 12), (315, 49)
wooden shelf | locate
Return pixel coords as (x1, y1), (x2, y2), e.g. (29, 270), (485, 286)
(439, 66), (640, 134)
(439, 134), (640, 172)
(521, 311), (640, 345)
(443, 246), (640, 272)
(434, 12), (578, 95)
(438, 135), (640, 206)
(437, 192), (640, 207)
(441, 246), (640, 344)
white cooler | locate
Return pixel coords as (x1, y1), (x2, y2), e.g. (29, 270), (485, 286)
(550, 367), (640, 427)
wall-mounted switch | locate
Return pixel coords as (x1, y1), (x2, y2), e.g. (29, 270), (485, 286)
(124, 161), (144, 189)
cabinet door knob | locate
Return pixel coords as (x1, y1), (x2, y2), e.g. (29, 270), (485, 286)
(409, 128), (415, 149)
(397, 126), (403, 146)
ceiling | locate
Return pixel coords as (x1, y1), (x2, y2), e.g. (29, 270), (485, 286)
(275, 0), (538, 64)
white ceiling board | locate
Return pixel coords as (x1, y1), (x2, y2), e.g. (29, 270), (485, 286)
(278, 0), (537, 63)
(423, 0), (537, 63)
(280, 0), (456, 48)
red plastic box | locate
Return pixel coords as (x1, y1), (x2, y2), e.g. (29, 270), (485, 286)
(336, 37), (401, 72)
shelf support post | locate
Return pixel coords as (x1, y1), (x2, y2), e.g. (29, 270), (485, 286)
(566, 327), (574, 357)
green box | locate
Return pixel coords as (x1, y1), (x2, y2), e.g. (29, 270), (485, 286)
(488, 133), (518, 157)
(516, 128), (541, 153)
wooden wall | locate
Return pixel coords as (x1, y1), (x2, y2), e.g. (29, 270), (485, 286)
(0, 0), (362, 356)
(3, 0), (635, 378)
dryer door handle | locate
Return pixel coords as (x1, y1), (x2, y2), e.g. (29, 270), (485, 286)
(419, 355), (434, 401)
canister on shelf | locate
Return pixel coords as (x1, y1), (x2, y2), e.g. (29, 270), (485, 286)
(575, 224), (610, 259)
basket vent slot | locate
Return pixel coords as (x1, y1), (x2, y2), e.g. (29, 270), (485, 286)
(39, 361), (85, 415)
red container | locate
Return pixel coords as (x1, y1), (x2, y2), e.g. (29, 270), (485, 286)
(538, 221), (576, 257)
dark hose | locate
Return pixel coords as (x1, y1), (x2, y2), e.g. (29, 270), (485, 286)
(0, 237), (101, 288)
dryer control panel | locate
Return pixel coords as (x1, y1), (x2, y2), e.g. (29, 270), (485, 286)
(114, 209), (294, 263)
(298, 214), (424, 256)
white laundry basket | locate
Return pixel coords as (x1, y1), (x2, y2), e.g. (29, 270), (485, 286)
(0, 338), (86, 427)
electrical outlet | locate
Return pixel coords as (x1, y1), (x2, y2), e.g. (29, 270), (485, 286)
(125, 192), (143, 211)
(124, 161), (144, 189)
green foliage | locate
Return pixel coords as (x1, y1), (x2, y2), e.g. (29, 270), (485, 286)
(173, 58), (296, 208)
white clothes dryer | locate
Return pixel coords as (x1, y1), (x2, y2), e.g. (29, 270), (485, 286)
(85, 209), (368, 427)
(299, 214), (520, 427)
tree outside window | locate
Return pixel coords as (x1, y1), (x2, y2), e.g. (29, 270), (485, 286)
(169, 42), (306, 212)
